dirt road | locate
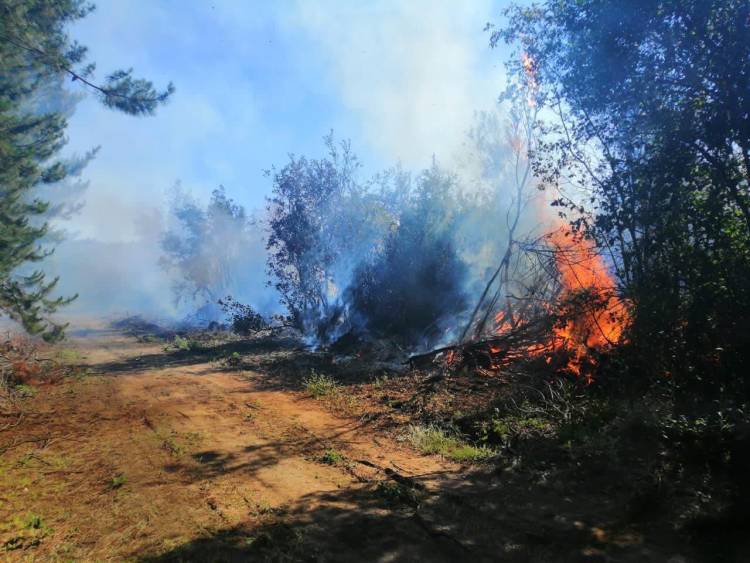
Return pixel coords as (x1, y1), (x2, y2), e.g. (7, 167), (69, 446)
(0, 329), (678, 561)
(0, 329), (474, 561)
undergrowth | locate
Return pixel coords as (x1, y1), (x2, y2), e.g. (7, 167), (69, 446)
(303, 370), (338, 398)
(406, 424), (494, 462)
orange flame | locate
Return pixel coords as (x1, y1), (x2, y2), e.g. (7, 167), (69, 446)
(491, 225), (629, 380)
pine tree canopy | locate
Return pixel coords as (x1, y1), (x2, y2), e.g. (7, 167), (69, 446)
(0, 0), (173, 341)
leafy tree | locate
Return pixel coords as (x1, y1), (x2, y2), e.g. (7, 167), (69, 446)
(496, 0), (750, 387)
(0, 0), (173, 340)
(265, 135), (361, 332)
(160, 186), (251, 315)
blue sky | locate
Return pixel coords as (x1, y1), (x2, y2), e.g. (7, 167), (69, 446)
(63, 1), (512, 242)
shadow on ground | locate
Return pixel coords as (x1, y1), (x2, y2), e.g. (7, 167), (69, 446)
(85, 335), (301, 377)
(137, 461), (695, 563)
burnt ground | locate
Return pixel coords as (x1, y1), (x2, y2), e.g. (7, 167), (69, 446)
(0, 326), (721, 561)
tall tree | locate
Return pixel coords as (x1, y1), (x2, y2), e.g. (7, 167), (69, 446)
(496, 0), (750, 385)
(0, 0), (173, 340)
(265, 135), (360, 332)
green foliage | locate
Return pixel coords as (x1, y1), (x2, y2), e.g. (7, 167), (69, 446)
(23, 513), (43, 530)
(109, 474), (126, 489)
(265, 134), (365, 333)
(375, 480), (424, 507)
(347, 164), (469, 347)
(171, 335), (189, 351)
(0, 0), (172, 341)
(302, 370), (338, 399)
(488, 414), (551, 446)
(166, 335), (203, 353)
(217, 350), (242, 369)
(12, 384), (37, 398)
(497, 0), (750, 389)
(317, 449), (346, 466)
(56, 348), (81, 363)
(407, 424), (494, 462)
(218, 296), (268, 335)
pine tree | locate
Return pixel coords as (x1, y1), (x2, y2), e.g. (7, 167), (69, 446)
(0, 0), (173, 340)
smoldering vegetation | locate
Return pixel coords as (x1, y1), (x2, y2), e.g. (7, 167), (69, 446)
(259, 102), (544, 354)
(41, 104), (544, 355)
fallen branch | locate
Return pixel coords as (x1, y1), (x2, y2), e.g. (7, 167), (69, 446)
(408, 315), (555, 370)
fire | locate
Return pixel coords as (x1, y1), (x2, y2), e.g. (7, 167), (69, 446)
(546, 227), (627, 344)
(491, 224), (630, 380)
(445, 349), (456, 366)
(494, 310), (512, 334)
(545, 226), (629, 378)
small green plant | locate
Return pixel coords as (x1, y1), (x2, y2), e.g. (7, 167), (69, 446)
(375, 480), (423, 506)
(303, 370), (338, 399)
(24, 513), (43, 530)
(159, 430), (202, 457)
(318, 449), (346, 465)
(488, 413), (551, 445)
(1, 513), (50, 551)
(168, 335), (202, 352)
(13, 384), (37, 398)
(373, 374), (389, 389)
(162, 435), (185, 456)
(170, 335), (189, 351)
(223, 351), (242, 367)
(110, 474), (127, 489)
(407, 424), (494, 462)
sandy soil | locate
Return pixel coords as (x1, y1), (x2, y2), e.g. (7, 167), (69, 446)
(0, 328), (688, 561)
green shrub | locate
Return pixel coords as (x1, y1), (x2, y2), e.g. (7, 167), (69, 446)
(407, 424), (494, 462)
(303, 370), (338, 399)
(13, 384), (37, 398)
(110, 474), (127, 489)
(375, 480), (423, 506)
(318, 449), (346, 465)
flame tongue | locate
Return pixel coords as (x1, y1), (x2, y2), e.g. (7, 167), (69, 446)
(491, 226), (629, 379)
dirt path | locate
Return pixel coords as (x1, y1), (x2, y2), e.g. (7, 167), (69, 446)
(0, 330), (474, 561)
(0, 329), (684, 562)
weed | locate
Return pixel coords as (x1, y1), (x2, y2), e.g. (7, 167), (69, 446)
(375, 480), (424, 506)
(303, 370), (338, 399)
(13, 384), (37, 398)
(24, 514), (43, 530)
(110, 474), (127, 489)
(162, 435), (185, 456)
(168, 335), (202, 352)
(159, 430), (202, 457)
(373, 374), (389, 389)
(328, 391), (359, 415)
(485, 413), (552, 446)
(217, 351), (242, 368)
(249, 499), (283, 517)
(407, 424), (494, 462)
(317, 449), (346, 465)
